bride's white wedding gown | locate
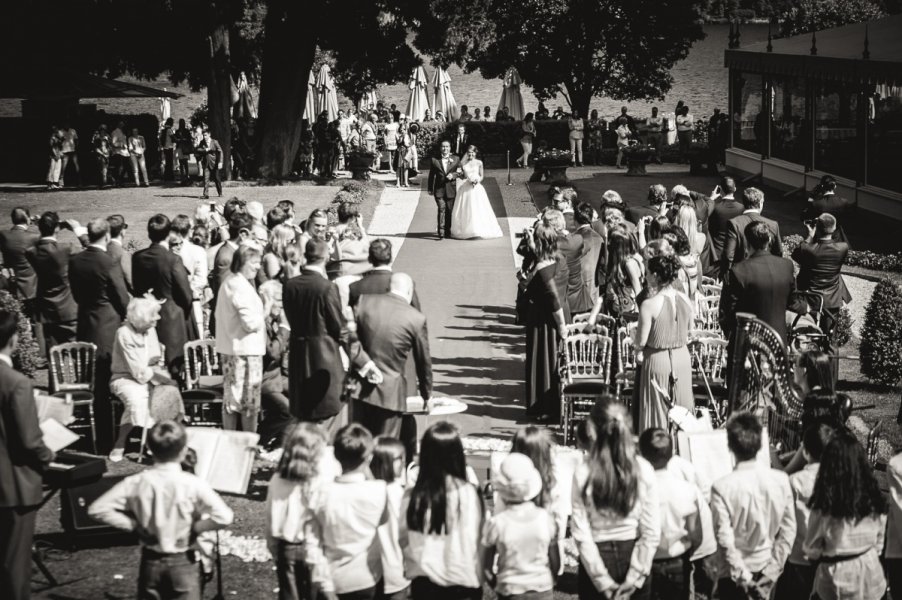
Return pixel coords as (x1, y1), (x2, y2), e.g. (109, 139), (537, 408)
(451, 159), (503, 239)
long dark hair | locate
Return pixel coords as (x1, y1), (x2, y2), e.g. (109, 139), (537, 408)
(511, 426), (556, 509)
(406, 421), (468, 534)
(798, 349), (834, 394)
(808, 431), (887, 521)
(583, 395), (638, 516)
(606, 229), (638, 292)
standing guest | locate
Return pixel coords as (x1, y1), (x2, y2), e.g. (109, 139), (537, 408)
(571, 396), (660, 600)
(483, 106), (492, 121)
(284, 239), (352, 436)
(26, 212), (79, 355)
(174, 118), (194, 185)
(171, 214), (208, 302)
(46, 126), (64, 189)
(519, 224), (567, 420)
(0, 208), (39, 308)
(638, 429), (704, 600)
(423, 108), (434, 122)
(636, 255), (694, 432)
(646, 107), (664, 163)
(69, 218), (130, 452)
(383, 113), (400, 174)
(802, 175), (857, 244)
(472, 107), (482, 121)
(210, 212), (253, 312)
(59, 123), (81, 188)
(573, 202), (604, 310)
(108, 296), (181, 461)
(458, 105), (473, 122)
(197, 128), (223, 199)
(390, 104), (402, 123)
(258, 281), (294, 449)
(588, 229), (643, 322)
(128, 127), (149, 187)
(371, 437), (411, 600)
(396, 121), (412, 188)
(552, 107), (566, 120)
(568, 109), (585, 167)
(452, 123), (470, 159)
(93, 124), (113, 188)
(88, 421), (234, 600)
(497, 107), (513, 121)
(297, 125), (315, 179)
(675, 204), (706, 258)
(517, 113), (536, 168)
(297, 208), (331, 257)
(536, 103), (550, 120)
(0, 310), (54, 600)
(618, 106), (637, 133)
(483, 453), (560, 600)
(401, 421), (485, 600)
(614, 119), (631, 169)
(791, 213), (851, 335)
(706, 177), (744, 278)
(107, 214), (133, 293)
(361, 114), (379, 171)
(707, 109), (729, 166)
(544, 210), (586, 316)
(886, 425), (902, 598)
(586, 110), (606, 166)
(133, 215), (194, 374)
(710, 413), (795, 600)
(110, 121), (130, 186)
(263, 225), (299, 283)
(349, 239), (421, 309)
(802, 431), (887, 600)
(675, 106), (693, 163)
(722, 188), (782, 273)
(215, 244), (269, 432)
(160, 118), (175, 181)
(246, 200), (270, 246)
(346, 121), (361, 152)
(774, 422), (835, 599)
(668, 228), (700, 300)
(312, 113), (330, 176)
(627, 185), (667, 227)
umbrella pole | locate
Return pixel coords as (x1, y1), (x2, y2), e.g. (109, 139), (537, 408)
(506, 150), (512, 186)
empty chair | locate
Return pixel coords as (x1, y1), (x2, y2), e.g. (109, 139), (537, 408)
(559, 332), (613, 445)
(182, 339), (223, 426)
(49, 342), (97, 453)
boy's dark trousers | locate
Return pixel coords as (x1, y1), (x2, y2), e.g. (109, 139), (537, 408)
(203, 163), (222, 198)
(139, 548), (203, 600)
(650, 554), (691, 600)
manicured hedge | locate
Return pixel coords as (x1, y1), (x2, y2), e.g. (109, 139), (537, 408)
(0, 291), (42, 377)
(859, 278), (902, 386)
(783, 234), (902, 274)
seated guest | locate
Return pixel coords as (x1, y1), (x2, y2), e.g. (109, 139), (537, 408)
(108, 296), (182, 462)
(258, 281), (294, 450)
(791, 213), (851, 336)
(710, 412), (795, 600)
(722, 188), (782, 273)
(803, 431), (887, 600)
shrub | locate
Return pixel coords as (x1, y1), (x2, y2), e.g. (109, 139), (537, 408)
(830, 306), (853, 348)
(338, 180), (367, 203)
(859, 278), (902, 387)
(782, 234), (902, 273)
(0, 290), (43, 377)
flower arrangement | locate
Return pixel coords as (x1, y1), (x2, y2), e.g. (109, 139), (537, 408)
(621, 144), (656, 161)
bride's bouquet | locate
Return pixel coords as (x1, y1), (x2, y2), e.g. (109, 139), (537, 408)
(467, 172), (480, 185)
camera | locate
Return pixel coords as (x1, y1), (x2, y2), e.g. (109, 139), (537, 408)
(804, 218), (818, 228)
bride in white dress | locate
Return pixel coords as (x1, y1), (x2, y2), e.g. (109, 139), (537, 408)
(451, 146), (503, 239)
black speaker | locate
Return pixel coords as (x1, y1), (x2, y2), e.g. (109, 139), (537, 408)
(60, 474), (129, 537)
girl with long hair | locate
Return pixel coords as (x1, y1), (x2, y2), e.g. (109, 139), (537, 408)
(588, 228), (643, 322)
(371, 437), (411, 600)
(264, 224), (297, 281)
(571, 396), (660, 600)
(803, 431), (888, 600)
(674, 204), (706, 257)
(401, 422), (484, 600)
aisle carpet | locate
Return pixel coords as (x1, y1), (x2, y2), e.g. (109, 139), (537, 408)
(391, 178), (526, 437)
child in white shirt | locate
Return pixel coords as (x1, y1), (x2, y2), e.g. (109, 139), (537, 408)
(370, 437), (411, 600)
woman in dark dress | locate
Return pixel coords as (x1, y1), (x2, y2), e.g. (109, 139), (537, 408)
(520, 223), (568, 419)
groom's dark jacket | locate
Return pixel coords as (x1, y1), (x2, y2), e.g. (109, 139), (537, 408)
(428, 155), (460, 198)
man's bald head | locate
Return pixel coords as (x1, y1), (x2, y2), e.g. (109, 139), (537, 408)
(389, 273), (414, 304)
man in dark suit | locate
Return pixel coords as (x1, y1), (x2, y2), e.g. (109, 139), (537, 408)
(573, 202), (604, 310)
(706, 176), (745, 278)
(69, 218), (130, 452)
(552, 188), (579, 233)
(722, 187), (782, 274)
(545, 209), (585, 316)
(0, 310), (54, 600)
(791, 213), (851, 335)
(351, 273), (431, 459)
(106, 214), (133, 293)
(802, 175), (857, 245)
(25, 212), (80, 355)
(284, 240), (377, 437)
(626, 184), (666, 226)
(450, 123), (470, 158)
(720, 221), (800, 346)
(132, 215), (194, 374)
(0, 208), (39, 308)
(349, 239), (421, 309)
(427, 140), (460, 240)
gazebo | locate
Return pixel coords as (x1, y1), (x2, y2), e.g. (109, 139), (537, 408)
(724, 14), (902, 218)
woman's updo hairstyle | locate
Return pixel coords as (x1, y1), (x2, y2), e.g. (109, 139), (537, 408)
(647, 254), (681, 286)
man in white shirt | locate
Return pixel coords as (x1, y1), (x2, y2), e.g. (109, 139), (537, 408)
(711, 412), (795, 600)
(110, 121), (130, 186)
(59, 124), (80, 188)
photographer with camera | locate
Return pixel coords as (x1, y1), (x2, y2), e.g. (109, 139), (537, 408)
(791, 213), (851, 336)
(802, 175), (856, 245)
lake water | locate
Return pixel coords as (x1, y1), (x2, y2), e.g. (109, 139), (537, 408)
(1, 24), (768, 122)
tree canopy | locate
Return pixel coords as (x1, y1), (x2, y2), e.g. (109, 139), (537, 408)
(777, 0), (886, 37)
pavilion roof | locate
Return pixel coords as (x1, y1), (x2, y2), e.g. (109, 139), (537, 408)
(0, 69), (183, 100)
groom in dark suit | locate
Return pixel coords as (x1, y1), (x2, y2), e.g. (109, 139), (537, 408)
(427, 140), (460, 240)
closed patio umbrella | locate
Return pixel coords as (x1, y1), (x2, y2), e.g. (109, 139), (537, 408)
(406, 66), (429, 122)
(432, 67), (458, 121)
(159, 88), (171, 122)
(315, 64), (339, 122)
(497, 66), (525, 121)
(304, 70), (317, 122)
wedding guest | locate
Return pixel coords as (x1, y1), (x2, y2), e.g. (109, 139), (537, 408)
(517, 113), (536, 168)
(384, 113), (399, 174)
(47, 126), (64, 190)
(803, 431), (887, 600)
(215, 244), (269, 432)
(108, 296), (181, 462)
(370, 437), (411, 600)
(571, 396), (660, 600)
(722, 188), (782, 273)
(174, 118), (194, 185)
(258, 280), (294, 449)
(573, 202), (605, 311)
(333, 218), (371, 278)
(263, 224), (298, 282)
(89, 421), (233, 600)
(586, 110), (605, 166)
(197, 128), (223, 199)
(706, 177), (744, 278)
(396, 121), (412, 188)
(307, 424), (388, 600)
(792, 213), (851, 336)
(483, 453), (560, 600)
(801, 175), (857, 244)
(93, 124), (113, 187)
(568, 110), (585, 167)
(552, 107), (566, 120)
(452, 123), (470, 158)
(0, 208), (39, 308)
(107, 214), (133, 293)
(710, 412), (795, 600)
(349, 239), (421, 310)
(536, 102), (550, 120)
(362, 114), (379, 170)
(627, 185), (667, 227)
(246, 201), (269, 246)
(111, 121), (130, 186)
(646, 107), (664, 162)
(887, 429), (902, 598)
(483, 106), (492, 121)
(675, 106), (693, 163)
(298, 126), (315, 178)
(128, 127), (149, 187)
(458, 105), (472, 122)
(587, 229), (643, 322)
(615, 120), (631, 169)
(59, 123), (81, 188)
(159, 118), (175, 181)
(171, 214), (208, 301)
(401, 421), (484, 600)
(544, 209), (586, 316)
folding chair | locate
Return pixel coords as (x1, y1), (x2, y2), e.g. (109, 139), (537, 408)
(49, 342), (97, 454)
(559, 333), (613, 446)
(183, 339), (224, 426)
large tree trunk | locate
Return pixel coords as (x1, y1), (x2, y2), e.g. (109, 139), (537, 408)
(208, 24), (233, 180)
(256, 0), (317, 179)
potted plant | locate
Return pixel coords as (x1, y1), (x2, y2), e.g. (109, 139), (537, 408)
(621, 143), (655, 176)
(346, 149), (377, 181)
(529, 147), (573, 184)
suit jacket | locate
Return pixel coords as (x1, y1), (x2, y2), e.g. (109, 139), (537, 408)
(107, 239), (133, 292)
(69, 246), (130, 356)
(558, 232), (586, 315)
(210, 241), (237, 298)
(707, 198), (745, 262)
(722, 212), (782, 274)
(802, 194), (857, 245)
(0, 361), (54, 507)
(552, 252), (571, 323)
(353, 294), (432, 412)
(427, 155), (460, 198)
(132, 244), (194, 366)
(0, 226), (39, 300)
(575, 225), (604, 309)
(451, 133), (470, 158)
(625, 204), (659, 226)
(791, 240), (852, 309)
(348, 269), (421, 310)
(719, 251), (797, 343)
(284, 269), (348, 421)
(25, 238), (78, 324)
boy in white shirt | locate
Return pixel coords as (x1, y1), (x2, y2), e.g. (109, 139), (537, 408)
(638, 428), (704, 600)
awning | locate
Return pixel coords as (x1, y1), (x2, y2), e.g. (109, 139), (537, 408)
(0, 69), (184, 100)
